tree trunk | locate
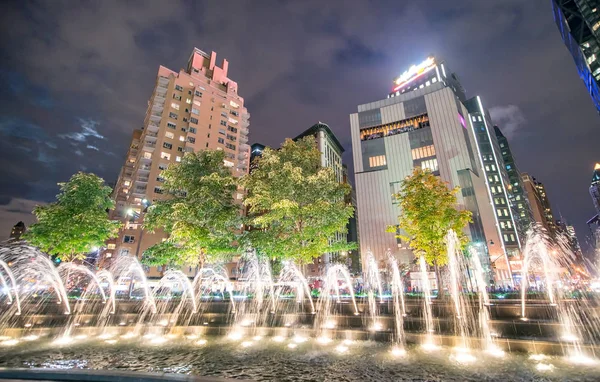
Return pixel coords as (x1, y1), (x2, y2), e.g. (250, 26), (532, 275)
(434, 262), (444, 299)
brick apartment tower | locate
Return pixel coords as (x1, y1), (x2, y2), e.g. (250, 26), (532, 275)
(101, 48), (250, 278)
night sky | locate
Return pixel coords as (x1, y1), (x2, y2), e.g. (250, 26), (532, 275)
(0, 1), (598, 254)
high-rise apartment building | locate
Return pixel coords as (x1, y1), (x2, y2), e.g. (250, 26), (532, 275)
(493, 126), (534, 239)
(103, 48), (250, 278)
(350, 57), (514, 285)
(522, 173), (556, 236)
(552, 0), (600, 113)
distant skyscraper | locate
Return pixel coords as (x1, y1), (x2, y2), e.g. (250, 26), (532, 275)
(103, 48), (250, 278)
(249, 143), (266, 173)
(9, 221), (25, 240)
(522, 173), (556, 236)
(552, 0), (600, 113)
(350, 57), (513, 285)
(494, 126), (534, 238)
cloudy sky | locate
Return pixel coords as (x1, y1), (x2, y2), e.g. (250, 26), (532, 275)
(0, 1), (598, 253)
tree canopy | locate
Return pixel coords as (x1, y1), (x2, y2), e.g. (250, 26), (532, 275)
(243, 137), (354, 263)
(141, 150), (241, 267)
(389, 167), (472, 267)
(24, 172), (121, 262)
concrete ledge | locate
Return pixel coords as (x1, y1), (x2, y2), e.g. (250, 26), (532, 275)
(0, 369), (243, 382)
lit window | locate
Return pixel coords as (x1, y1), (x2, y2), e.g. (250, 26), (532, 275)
(426, 81), (431, 86)
(419, 84), (424, 89)
(179, 136), (185, 141)
(421, 158), (438, 172)
(165, 132), (174, 139)
(432, 77), (437, 83)
(223, 160), (234, 167)
(176, 156), (181, 162)
(143, 152), (152, 159)
(471, 116), (476, 122)
(368, 155), (386, 167)
(411, 145), (436, 160)
(186, 98), (192, 104)
(105, 252), (112, 258)
(193, 100), (201, 106)
(477, 116), (482, 122)
(107, 243), (116, 249)
(161, 152), (171, 160)
(171, 102), (180, 110)
(123, 180), (130, 187)
(588, 54), (597, 65)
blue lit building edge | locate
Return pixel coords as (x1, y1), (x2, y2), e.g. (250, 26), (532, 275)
(552, 0), (600, 113)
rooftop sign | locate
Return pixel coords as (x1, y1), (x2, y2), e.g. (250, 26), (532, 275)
(392, 57), (436, 92)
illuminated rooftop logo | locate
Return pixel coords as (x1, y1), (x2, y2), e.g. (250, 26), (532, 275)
(393, 57), (436, 92)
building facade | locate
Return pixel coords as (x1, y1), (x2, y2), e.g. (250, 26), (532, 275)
(552, 0), (600, 113)
(350, 57), (513, 285)
(103, 48), (250, 278)
(494, 125), (534, 239)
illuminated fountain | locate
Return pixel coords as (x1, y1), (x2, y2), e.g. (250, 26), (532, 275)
(418, 256), (436, 349)
(0, 260), (20, 315)
(0, 243), (70, 321)
(446, 230), (477, 351)
(387, 250), (406, 348)
(193, 266), (236, 312)
(230, 250), (275, 336)
(57, 263), (108, 337)
(273, 261), (315, 330)
(520, 229), (598, 363)
(364, 251), (384, 333)
(314, 264), (359, 342)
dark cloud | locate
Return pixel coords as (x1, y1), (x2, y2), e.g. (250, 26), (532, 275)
(0, 0), (598, 254)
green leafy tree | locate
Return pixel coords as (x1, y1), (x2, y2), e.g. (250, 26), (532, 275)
(141, 150), (241, 267)
(243, 137), (355, 263)
(388, 168), (472, 291)
(24, 172), (121, 262)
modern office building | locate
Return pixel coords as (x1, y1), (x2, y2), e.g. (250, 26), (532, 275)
(493, 125), (534, 239)
(350, 57), (513, 285)
(465, 98), (522, 274)
(552, 0), (600, 113)
(102, 48), (250, 278)
(522, 173), (556, 236)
